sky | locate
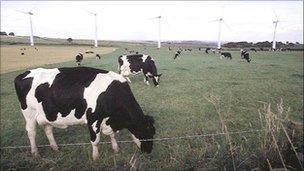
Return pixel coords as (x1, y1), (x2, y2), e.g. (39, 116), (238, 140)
(1, 1), (303, 43)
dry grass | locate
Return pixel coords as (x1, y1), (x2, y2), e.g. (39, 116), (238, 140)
(0, 45), (116, 73)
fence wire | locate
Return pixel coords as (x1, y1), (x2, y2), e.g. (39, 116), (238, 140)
(1, 129), (264, 150)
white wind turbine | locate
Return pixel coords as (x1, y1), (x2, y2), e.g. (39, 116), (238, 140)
(209, 8), (231, 50)
(85, 10), (99, 47)
(272, 11), (285, 50)
(17, 10), (34, 46)
(150, 16), (162, 49)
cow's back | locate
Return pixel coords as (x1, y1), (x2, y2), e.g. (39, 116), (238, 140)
(14, 67), (126, 128)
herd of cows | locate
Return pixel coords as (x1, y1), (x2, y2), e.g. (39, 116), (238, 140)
(13, 46), (270, 160)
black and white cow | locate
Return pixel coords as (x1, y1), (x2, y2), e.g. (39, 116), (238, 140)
(96, 54), (101, 59)
(220, 52), (232, 59)
(118, 54), (162, 86)
(205, 48), (211, 54)
(75, 53), (83, 66)
(14, 67), (156, 160)
(241, 49), (251, 63)
(174, 50), (182, 60)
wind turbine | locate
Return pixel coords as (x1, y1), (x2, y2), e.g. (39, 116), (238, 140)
(272, 11), (284, 50)
(17, 10), (34, 46)
(150, 16), (162, 49)
(85, 10), (98, 47)
(209, 17), (231, 50)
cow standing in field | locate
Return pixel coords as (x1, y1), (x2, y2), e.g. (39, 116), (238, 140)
(250, 48), (257, 52)
(241, 49), (251, 63)
(220, 52), (232, 59)
(118, 54), (162, 86)
(205, 48), (211, 54)
(14, 67), (156, 160)
(96, 54), (101, 59)
(75, 53), (83, 66)
(174, 50), (182, 60)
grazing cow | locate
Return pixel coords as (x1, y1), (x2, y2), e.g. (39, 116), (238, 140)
(220, 52), (232, 59)
(250, 48), (257, 52)
(75, 53), (83, 66)
(205, 48), (211, 54)
(174, 50), (182, 60)
(241, 49), (251, 63)
(168, 47), (172, 51)
(14, 67), (156, 160)
(96, 54), (101, 59)
(118, 54), (162, 86)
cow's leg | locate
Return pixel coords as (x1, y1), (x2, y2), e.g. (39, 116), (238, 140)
(144, 75), (150, 85)
(88, 117), (101, 161)
(22, 109), (38, 156)
(100, 118), (120, 152)
(44, 124), (58, 151)
(110, 133), (119, 152)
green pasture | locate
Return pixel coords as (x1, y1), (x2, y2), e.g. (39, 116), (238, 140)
(1, 46), (303, 170)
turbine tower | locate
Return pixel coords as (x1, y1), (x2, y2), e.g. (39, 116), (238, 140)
(151, 16), (162, 49)
(86, 10), (98, 47)
(272, 11), (283, 50)
(18, 11), (34, 46)
(210, 17), (225, 50)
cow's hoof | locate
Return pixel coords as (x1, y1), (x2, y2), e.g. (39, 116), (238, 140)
(113, 147), (120, 153)
(32, 151), (40, 159)
(155, 85), (159, 88)
(51, 145), (59, 151)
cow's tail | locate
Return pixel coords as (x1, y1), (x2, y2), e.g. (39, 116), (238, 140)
(14, 71), (33, 110)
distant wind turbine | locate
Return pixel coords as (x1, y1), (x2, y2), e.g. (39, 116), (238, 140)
(85, 10), (99, 47)
(209, 17), (231, 50)
(272, 11), (285, 50)
(150, 16), (162, 49)
(17, 10), (34, 46)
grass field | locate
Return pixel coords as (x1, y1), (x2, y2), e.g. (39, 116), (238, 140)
(1, 46), (303, 170)
(0, 45), (116, 74)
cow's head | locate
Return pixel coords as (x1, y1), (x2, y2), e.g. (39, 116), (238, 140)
(140, 115), (155, 153)
(151, 74), (162, 87)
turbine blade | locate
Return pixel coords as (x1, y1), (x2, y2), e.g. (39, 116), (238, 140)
(223, 21), (232, 31)
(209, 19), (220, 23)
(15, 10), (28, 14)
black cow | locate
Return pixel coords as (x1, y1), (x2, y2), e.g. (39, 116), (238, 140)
(250, 48), (257, 52)
(220, 52), (232, 59)
(75, 53), (83, 66)
(118, 54), (162, 86)
(241, 49), (251, 63)
(14, 67), (156, 160)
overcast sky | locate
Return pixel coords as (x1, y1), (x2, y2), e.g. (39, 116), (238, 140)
(1, 1), (303, 43)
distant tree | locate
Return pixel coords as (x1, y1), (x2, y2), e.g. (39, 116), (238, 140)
(8, 32), (15, 36)
(67, 38), (73, 43)
(0, 31), (7, 35)
(296, 42), (299, 44)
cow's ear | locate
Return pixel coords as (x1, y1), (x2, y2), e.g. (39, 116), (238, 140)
(158, 74), (162, 77)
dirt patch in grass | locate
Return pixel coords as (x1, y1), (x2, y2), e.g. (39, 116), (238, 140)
(0, 45), (116, 73)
